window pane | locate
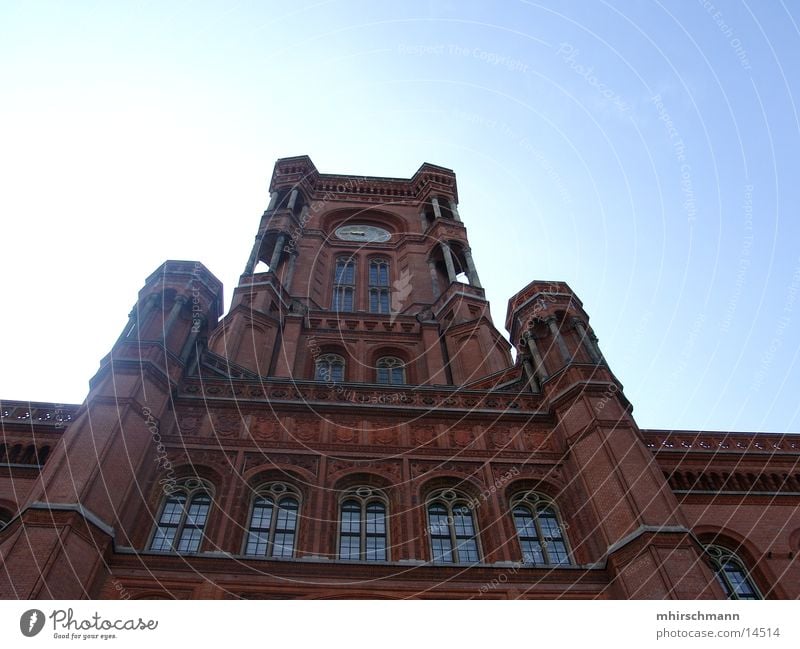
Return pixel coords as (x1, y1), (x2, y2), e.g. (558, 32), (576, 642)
(391, 366), (404, 384)
(431, 536), (454, 564)
(341, 501), (361, 533)
(514, 506), (544, 565)
(334, 287), (354, 311)
(365, 502), (387, 561)
(366, 503), (386, 533)
(340, 535), (360, 560)
(455, 538), (480, 564)
(272, 532), (295, 558)
(452, 505), (475, 537)
(723, 561), (758, 599)
(270, 498), (298, 558)
(151, 527), (177, 551)
(365, 535), (386, 561)
(185, 495), (210, 527)
(250, 497), (274, 530)
(159, 496), (186, 525)
(380, 290), (390, 313)
(245, 531), (269, 556)
(335, 260), (354, 285)
(177, 527), (202, 553)
(317, 357), (345, 382)
(428, 504), (450, 537)
(513, 507), (537, 539)
(377, 367), (389, 384)
(245, 497), (273, 556)
(520, 540), (545, 565)
(340, 500), (361, 560)
(546, 541), (570, 565)
(429, 503), (454, 564)
(275, 498), (298, 531)
(369, 261), (390, 287)
(538, 510), (563, 540)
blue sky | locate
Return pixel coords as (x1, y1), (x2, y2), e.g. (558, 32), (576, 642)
(1, 1), (798, 433)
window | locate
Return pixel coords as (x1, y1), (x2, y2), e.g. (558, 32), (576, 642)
(315, 353), (345, 383)
(338, 486), (388, 561)
(510, 492), (571, 566)
(426, 489), (481, 564)
(369, 258), (391, 313)
(150, 479), (213, 553)
(332, 257), (356, 311)
(376, 356), (405, 385)
(705, 545), (762, 599)
(244, 483), (301, 558)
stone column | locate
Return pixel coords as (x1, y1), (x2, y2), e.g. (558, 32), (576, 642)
(286, 188), (298, 212)
(523, 331), (548, 383)
(571, 317), (601, 364)
(243, 232), (264, 275)
(463, 247), (482, 289)
(546, 316), (571, 364)
(267, 191), (279, 211)
(428, 259), (441, 299)
(187, 337), (205, 375)
(269, 233), (286, 271)
(431, 195), (442, 219)
(162, 294), (188, 341)
(419, 210), (428, 232)
(449, 199), (462, 222)
(441, 242), (457, 284)
(179, 315), (205, 365)
(520, 354), (539, 393)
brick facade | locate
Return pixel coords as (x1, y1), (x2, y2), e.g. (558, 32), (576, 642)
(1, 156), (798, 599)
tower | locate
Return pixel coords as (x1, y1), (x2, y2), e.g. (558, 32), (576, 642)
(212, 155), (511, 387)
(1, 156), (797, 600)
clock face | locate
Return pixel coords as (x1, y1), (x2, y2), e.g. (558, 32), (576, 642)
(334, 224), (391, 243)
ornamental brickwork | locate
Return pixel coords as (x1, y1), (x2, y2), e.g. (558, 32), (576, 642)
(1, 156), (798, 599)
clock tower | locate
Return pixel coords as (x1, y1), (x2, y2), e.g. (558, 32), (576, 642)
(213, 154), (513, 387)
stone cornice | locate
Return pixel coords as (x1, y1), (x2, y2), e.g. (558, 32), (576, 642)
(178, 378), (547, 415)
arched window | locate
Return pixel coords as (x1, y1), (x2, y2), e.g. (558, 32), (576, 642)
(244, 483), (301, 558)
(369, 258), (390, 313)
(338, 486), (388, 561)
(376, 356), (405, 385)
(315, 353), (345, 383)
(150, 479), (213, 553)
(426, 489), (481, 564)
(332, 257), (356, 311)
(705, 545), (762, 599)
(510, 492), (571, 566)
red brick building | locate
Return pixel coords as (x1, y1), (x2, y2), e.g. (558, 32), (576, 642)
(1, 156), (798, 599)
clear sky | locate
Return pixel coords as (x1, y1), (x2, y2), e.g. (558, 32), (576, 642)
(1, 1), (798, 434)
